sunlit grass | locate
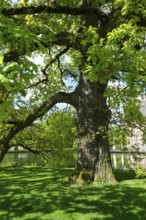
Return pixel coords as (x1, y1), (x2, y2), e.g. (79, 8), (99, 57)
(0, 166), (146, 220)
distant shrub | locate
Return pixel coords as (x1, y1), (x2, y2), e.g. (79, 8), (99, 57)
(135, 163), (146, 178)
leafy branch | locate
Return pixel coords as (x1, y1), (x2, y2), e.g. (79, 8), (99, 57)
(5, 91), (78, 143)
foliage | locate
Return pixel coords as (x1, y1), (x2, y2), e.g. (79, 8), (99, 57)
(11, 108), (77, 160)
(135, 164), (146, 179)
(109, 125), (128, 150)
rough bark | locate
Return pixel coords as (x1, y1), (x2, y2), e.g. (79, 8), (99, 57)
(70, 74), (117, 184)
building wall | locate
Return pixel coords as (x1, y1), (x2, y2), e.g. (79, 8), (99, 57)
(128, 94), (146, 153)
(140, 94), (146, 117)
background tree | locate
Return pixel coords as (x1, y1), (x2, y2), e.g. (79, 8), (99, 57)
(11, 108), (77, 162)
(0, 0), (146, 184)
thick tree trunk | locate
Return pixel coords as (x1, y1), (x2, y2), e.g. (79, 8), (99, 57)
(68, 9), (117, 184)
(70, 75), (117, 185)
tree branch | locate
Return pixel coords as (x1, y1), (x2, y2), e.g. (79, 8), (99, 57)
(10, 143), (57, 155)
(6, 91), (78, 141)
(42, 46), (70, 77)
(23, 91), (78, 125)
(2, 5), (107, 22)
(10, 143), (40, 154)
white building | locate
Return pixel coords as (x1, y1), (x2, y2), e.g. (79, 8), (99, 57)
(128, 92), (146, 152)
(140, 91), (146, 117)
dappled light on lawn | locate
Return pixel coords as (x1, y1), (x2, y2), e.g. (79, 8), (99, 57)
(0, 167), (146, 220)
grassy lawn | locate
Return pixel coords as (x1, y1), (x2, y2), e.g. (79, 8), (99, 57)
(0, 166), (146, 220)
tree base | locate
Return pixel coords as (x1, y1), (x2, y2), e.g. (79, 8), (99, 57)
(93, 161), (118, 185)
(69, 164), (117, 186)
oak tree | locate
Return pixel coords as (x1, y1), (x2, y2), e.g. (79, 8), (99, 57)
(0, 0), (146, 183)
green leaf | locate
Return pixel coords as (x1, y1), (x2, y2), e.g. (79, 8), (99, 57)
(0, 55), (4, 64)
(0, 74), (8, 83)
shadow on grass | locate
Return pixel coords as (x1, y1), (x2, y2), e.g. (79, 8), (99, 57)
(0, 166), (146, 220)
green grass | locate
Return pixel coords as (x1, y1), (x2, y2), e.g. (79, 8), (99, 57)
(0, 166), (146, 220)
